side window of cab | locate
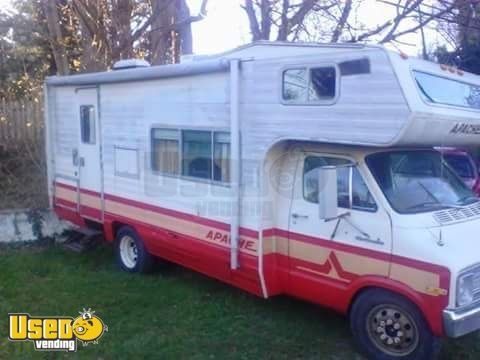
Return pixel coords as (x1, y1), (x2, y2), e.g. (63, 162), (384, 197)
(303, 156), (377, 212)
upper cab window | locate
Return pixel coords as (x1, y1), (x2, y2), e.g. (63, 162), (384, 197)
(282, 66), (337, 103)
(303, 156), (377, 212)
(414, 71), (480, 110)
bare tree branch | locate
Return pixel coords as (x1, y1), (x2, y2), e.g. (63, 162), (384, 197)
(331, 0), (352, 42)
(243, 0), (262, 40)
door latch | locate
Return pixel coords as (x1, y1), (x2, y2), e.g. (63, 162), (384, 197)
(292, 213), (309, 220)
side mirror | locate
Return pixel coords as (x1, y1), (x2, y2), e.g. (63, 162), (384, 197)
(318, 166), (338, 220)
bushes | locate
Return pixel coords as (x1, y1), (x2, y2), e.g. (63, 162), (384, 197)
(0, 139), (48, 210)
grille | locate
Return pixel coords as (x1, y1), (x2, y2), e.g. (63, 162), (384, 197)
(473, 272), (480, 302)
(433, 202), (480, 225)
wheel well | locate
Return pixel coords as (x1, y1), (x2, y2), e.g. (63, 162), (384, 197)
(346, 285), (438, 335)
(348, 286), (375, 317)
(111, 221), (131, 239)
(347, 286), (422, 319)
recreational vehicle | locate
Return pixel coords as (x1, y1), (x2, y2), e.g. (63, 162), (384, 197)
(45, 42), (480, 359)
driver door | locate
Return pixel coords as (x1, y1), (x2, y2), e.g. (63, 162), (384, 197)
(287, 153), (392, 299)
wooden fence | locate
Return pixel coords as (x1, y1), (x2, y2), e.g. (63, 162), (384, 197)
(0, 98), (44, 149)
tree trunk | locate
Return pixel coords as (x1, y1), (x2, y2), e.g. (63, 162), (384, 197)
(41, 0), (70, 75)
(111, 0), (135, 60)
(150, 0), (176, 65)
(177, 0), (193, 56)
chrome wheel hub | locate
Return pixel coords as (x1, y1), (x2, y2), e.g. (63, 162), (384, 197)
(367, 305), (418, 356)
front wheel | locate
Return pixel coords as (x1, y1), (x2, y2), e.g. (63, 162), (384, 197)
(350, 289), (440, 360)
(115, 226), (154, 273)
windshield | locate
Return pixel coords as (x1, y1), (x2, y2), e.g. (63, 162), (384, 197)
(366, 150), (477, 214)
(443, 153), (475, 179)
(414, 71), (480, 110)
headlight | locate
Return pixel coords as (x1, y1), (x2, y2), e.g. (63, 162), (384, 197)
(456, 264), (480, 307)
(457, 272), (475, 307)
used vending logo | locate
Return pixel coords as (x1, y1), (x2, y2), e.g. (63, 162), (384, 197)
(8, 308), (107, 352)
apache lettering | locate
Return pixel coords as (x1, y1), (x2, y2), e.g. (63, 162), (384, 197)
(450, 123), (480, 135)
(205, 230), (256, 251)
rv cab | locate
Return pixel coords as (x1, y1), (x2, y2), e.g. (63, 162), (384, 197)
(45, 42), (480, 359)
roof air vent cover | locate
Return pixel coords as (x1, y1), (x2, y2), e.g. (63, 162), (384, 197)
(112, 59), (151, 70)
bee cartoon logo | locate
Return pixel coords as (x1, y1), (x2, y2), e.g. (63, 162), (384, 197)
(8, 308), (107, 352)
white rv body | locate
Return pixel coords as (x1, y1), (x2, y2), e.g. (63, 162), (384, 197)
(45, 42), (480, 355)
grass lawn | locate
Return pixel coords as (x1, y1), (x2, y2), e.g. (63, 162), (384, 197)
(0, 244), (479, 359)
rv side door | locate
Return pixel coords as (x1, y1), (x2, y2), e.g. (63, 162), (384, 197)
(287, 153), (392, 300)
(76, 88), (102, 221)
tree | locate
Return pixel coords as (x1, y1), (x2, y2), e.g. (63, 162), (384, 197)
(39, 0), (210, 74)
(435, 1), (480, 74)
(242, 0), (457, 46)
(242, 0), (339, 41)
(0, 0), (55, 100)
(149, 0), (209, 65)
(41, 0), (70, 75)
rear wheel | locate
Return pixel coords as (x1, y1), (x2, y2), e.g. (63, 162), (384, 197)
(115, 227), (154, 273)
(350, 289), (439, 360)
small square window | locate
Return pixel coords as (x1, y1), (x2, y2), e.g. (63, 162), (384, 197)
(282, 66), (337, 103)
(80, 105), (95, 144)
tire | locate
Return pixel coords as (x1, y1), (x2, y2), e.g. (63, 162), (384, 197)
(115, 226), (154, 273)
(349, 289), (440, 360)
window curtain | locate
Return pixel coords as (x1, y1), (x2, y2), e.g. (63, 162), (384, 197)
(214, 133), (230, 182)
(153, 139), (179, 175)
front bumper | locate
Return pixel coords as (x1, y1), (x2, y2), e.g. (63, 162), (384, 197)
(443, 303), (480, 337)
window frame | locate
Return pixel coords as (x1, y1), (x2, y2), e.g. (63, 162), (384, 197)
(302, 154), (378, 213)
(280, 63), (340, 106)
(149, 125), (231, 186)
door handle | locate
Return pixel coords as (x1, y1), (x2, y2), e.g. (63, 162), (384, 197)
(355, 236), (384, 245)
(292, 213), (309, 220)
(72, 149), (79, 166)
(79, 157), (85, 167)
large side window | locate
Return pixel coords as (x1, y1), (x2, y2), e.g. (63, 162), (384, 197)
(151, 128), (230, 183)
(303, 156), (377, 211)
(282, 66), (337, 104)
(80, 105), (95, 144)
(151, 129), (180, 175)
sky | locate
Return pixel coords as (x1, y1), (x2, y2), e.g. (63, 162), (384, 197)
(0, 0), (447, 57)
(188, 0), (447, 56)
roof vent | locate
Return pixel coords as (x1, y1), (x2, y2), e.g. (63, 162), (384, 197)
(113, 59), (151, 70)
